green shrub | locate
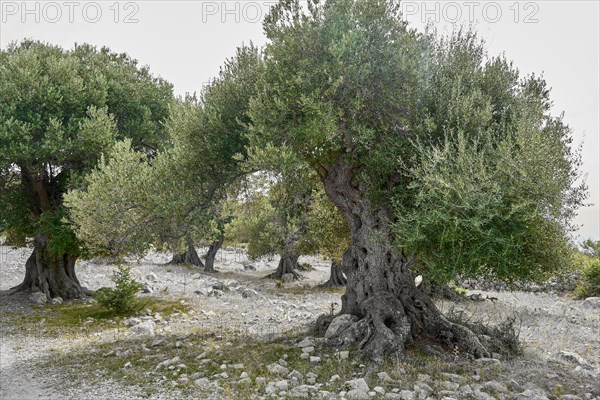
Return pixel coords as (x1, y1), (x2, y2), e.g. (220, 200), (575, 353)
(574, 258), (600, 298)
(94, 266), (143, 314)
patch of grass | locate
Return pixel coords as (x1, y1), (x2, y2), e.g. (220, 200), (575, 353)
(269, 286), (345, 296)
(574, 258), (600, 298)
(0, 297), (189, 338)
(46, 329), (367, 399)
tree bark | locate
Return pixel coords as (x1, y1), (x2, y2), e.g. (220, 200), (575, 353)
(266, 250), (302, 280)
(318, 157), (489, 363)
(319, 260), (347, 288)
(9, 234), (89, 300)
(204, 233), (224, 273)
(168, 245), (204, 268)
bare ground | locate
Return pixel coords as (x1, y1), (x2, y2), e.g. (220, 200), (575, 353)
(1, 245), (599, 399)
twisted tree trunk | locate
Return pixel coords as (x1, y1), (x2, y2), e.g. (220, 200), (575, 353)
(168, 245), (204, 268)
(9, 234), (89, 300)
(204, 233), (224, 273)
(319, 157), (488, 364)
(266, 250), (302, 280)
(319, 260), (347, 288)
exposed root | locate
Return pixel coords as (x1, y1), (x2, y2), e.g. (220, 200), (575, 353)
(357, 292), (412, 364)
(430, 317), (491, 359)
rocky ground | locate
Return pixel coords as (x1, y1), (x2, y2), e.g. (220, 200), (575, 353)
(0, 245), (599, 400)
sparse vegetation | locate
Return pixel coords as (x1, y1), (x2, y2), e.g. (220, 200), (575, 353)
(574, 258), (600, 298)
(95, 266), (144, 314)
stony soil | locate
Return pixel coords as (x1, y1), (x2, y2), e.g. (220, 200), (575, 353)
(1, 245), (599, 400)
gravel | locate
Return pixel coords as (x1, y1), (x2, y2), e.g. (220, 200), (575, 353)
(1, 244), (599, 399)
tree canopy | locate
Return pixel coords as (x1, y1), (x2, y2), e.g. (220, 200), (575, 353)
(247, 0), (586, 284)
(65, 45), (263, 262)
(0, 40), (173, 298)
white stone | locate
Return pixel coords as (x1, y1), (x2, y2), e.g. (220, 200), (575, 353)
(156, 356), (181, 370)
(267, 363), (289, 375)
(474, 358), (501, 369)
(484, 380), (507, 393)
(582, 297), (600, 310)
(29, 292), (47, 305)
(297, 338), (314, 347)
(274, 380), (289, 391)
(346, 389), (370, 400)
(377, 371), (393, 382)
(374, 386), (386, 395)
(324, 314), (358, 339)
(346, 378), (369, 392)
(289, 385), (312, 398)
(441, 381), (460, 391)
(131, 320), (155, 336)
(287, 370), (303, 381)
(398, 390), (415, 400)
(194, 377), (210, 387)
(556, 351), (590, 366)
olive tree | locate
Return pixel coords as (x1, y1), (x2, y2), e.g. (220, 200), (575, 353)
(246, 0), (586, 362)
(228, 147), (317, 280)
(66, 45), (262, 273)
(0, 41), (172, 299)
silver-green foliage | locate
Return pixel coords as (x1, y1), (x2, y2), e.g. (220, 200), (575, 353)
(66, 45), (263, 258)
(247, 0), (586, 283)
(0, 40), (173, 256)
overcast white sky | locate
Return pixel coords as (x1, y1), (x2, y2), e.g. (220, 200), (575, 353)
(1, 0), (598, 241)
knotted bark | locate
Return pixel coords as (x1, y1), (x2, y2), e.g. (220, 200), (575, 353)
(318, 156), (489, 363)
(9, 234), (89, 300)
(168, 245), (204, 268)
(266, 250), (302, 280)
(204, 233), (224, 273)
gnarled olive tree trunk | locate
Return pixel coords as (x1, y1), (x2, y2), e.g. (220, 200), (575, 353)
(168, 245), (204, 268)
(9, 234), (89, 300)
(319, 158), (488, 363)
(203, 232), (224, 273)
(319, 260), (347, 288)
(266, 250), (301, 280)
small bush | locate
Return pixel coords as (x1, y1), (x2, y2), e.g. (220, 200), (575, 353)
(95, 266), (143, 314)
(574, 258), (600, 298)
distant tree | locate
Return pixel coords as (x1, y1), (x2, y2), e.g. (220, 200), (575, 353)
(227, 159), (315, 280)
(306, 190), (350, 288)
(66, 45), (262, 273)
(247, 0), (586, 362)
(0, 41), (173, 300)
(581, 239), (600, 259)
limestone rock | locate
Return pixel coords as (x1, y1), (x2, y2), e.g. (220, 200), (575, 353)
(346, 378), (369, 392)
(346, 389), (369, 400)
(324, 314), (359, 339)
(582, 297), (600, 310)
(267, 363), (289, 375)
(131, 320), (155, 336)
(29, 292), (47, 305)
